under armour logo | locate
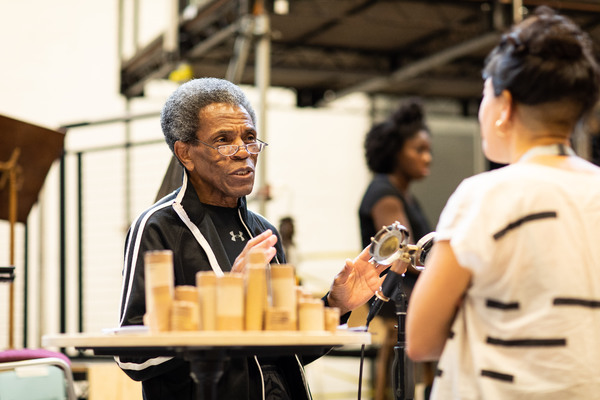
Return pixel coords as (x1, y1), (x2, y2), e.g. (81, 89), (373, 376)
(230, 231), (246, 242)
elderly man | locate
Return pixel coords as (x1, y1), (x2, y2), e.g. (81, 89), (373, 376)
(116, 77), (384, 400)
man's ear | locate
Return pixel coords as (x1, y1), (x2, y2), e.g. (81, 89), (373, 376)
(174, 141), (193, 172)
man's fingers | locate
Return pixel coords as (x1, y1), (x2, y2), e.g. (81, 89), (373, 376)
(358, 244), (372, 261)
(241, 230), (276, 255)
(248, 229), (273, 246)
(265, 247), (277, 263)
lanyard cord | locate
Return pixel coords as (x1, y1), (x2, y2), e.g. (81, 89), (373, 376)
(518, 143), (576, 162)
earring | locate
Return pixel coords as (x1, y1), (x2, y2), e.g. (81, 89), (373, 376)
(494, 119), (507, 138)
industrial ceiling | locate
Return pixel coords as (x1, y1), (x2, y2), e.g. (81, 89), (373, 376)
(119, 0), (600, 113)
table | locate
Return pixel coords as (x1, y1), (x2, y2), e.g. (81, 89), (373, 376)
(43, 329), (371, 399)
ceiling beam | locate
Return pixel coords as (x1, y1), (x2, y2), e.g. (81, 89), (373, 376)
(319, 31), (500, 105)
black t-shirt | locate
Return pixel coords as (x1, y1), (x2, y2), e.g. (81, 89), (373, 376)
(202, 203), (248, 265)
(202, 205), (295, 399)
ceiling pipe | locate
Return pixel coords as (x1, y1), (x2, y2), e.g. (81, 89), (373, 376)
(318, 31), (500, 106)
(253, 1), (271, 216)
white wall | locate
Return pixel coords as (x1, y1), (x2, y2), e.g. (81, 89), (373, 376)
(0, 0), (124, 348)
(0, 0), (483, 360)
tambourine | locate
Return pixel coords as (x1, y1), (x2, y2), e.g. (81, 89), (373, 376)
(369, 222), (436, 274)
(369, 221), (410, 265)
(413, 231), (436, 270)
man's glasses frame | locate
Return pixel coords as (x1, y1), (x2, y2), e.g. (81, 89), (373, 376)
(196, 138), (268, 157)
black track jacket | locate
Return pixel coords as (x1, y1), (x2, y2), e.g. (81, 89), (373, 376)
(117, 171), (314, 400)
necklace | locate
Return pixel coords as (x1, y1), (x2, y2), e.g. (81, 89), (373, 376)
(518, 143), (576, 162)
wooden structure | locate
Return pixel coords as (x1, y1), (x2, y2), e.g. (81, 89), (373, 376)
(0, 114), (65, 348)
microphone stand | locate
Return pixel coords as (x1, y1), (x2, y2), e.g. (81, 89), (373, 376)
(367, 228), (435, 400)
(390, 279), (414, 400)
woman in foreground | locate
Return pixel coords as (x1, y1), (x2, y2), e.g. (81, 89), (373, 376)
(406, 6), (600, 399)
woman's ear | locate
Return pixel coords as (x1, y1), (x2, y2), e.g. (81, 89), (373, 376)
(174, 141), (193, 171)
(497, 90), (514, 129)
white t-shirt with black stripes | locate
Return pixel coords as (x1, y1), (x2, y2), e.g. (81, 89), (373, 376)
(431, 162), (600, 399)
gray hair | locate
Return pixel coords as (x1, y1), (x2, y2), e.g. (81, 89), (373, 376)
(160, 77), (257, 153)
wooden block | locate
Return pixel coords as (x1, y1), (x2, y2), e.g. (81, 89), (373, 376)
(298, 298), (325, 331)
(216, 273), (244, 331)
(196, 271), (217, 330)
(144, 250), (174, 332)
(171, 300), (200, 331)
(264, 307), (295, 331)
(245, 266), (268, 331)
(324, 307), (341, 332)
(270, 265), (297, 325)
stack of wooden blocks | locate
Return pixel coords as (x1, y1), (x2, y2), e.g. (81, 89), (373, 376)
(144, 249), (340, 333)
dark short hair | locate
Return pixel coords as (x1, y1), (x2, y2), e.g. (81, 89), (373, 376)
(364, 99), (429, 174)
(160, 78), (257, 153)
(483, 6), (600, 124)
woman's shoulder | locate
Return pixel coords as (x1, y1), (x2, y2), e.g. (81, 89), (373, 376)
(562, 156), (600, 174)
(455, 166), (517, 191)
(453, 160), (600, 207)
(364, 174), (401, 196)
(360, 174), (403, 209)
(445, 165), (538, 211)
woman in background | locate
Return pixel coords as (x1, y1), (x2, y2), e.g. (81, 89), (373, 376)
(359, 98), (433, 400)
(407, 6), (600, 399)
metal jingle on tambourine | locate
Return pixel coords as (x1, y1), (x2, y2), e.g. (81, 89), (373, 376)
(369, 222), (410, 265)
(412, 231), (436, 270)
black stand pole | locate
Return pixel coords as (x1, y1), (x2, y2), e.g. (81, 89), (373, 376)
(185, 350), (227, 400)
(390, 278), (414, 400)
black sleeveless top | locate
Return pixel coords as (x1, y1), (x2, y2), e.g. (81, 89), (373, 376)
(358, 173), (431, 317)
(359, 174), (431, 248)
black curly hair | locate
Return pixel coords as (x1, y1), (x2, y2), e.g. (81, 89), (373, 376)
(364, 98), (430, 174)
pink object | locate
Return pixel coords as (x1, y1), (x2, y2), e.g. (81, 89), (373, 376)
(0, 349), (70, 365)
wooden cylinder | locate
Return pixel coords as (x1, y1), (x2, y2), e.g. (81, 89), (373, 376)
(216, 273), (244, 331)
(264, 307), (293, 331)
(174, 286), (200, 330)
(174, 285), (198, 302)
(196, 271), (217, 330)
(270, 264), (297, 329)
(324, 307), (341, 333)
(296, 286), (313, 302)
(298, 298), (325, 332)
(245, 266), (268, 331)
(171, 300), (200, 331)
(144, 250), (174, 332)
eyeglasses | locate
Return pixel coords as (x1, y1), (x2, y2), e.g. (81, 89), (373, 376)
(196, 138), (268, 157)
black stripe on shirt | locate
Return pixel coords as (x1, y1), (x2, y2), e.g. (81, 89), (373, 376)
(481, 369), (514, 382)
(486, 298), (520, 310)
(493, 211), (557, 240)
(554, 297), (600, 308)
(557, 143), (567, 156)
(487, 336), (566, 347)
